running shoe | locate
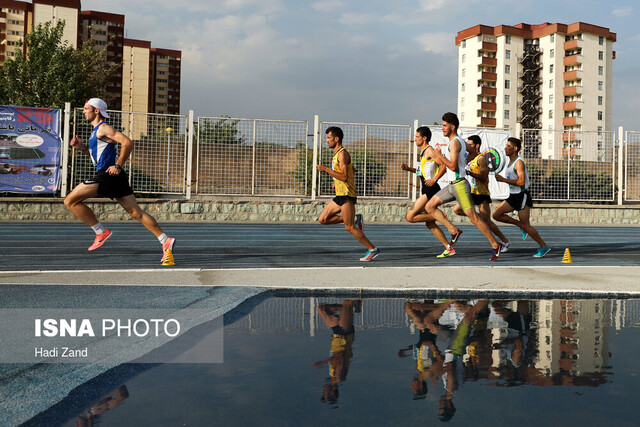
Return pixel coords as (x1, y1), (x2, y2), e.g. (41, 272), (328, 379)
(437, 247), (456, 258)
(355, 214), (364, 231)
(88, 229), (112, 251)
(501, 241), (511, 253)
(489, 243), (503, 262)
(161, 237), (176, 262)
(359, 248), (380, 262)
(533, 246), (551, 258)
(522, 228), (528, 241)
(449, 229), (463, 247)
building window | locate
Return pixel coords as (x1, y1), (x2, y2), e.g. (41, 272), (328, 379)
(549, 110), (553, 119)
(462, 40), (466, 48)
(461, 68), (465, 77)
(505, 64), (510, 74)
(598, 65), (603, 75)
(598, 111), (603, 120)
(461, 112), (465, 121)
(551, 34), (555, 42)
(505, 80), (510, 89)
(599, 36), (604, 45)
(462, 54), (466, 63)
(549, 94), (554, 104)
(506, 50), (511, 59)
(505, 35), (511, 44)
(549, 64), (554, 73)
(599, 50), (604, 60)
(549, 79), (554, 89)
(598, 81), (603, 90)
(461, 97), (465, 107)
(461, 83), (465, 92)
(550, 48), (554, 57)
(505, 95), (510, 104)
(598, 96), (603, 106)
(504, 110), (510, 119)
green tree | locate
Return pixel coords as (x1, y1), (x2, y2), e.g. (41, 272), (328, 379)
(0, 21), (114, 109)
(198, 116), (245, 145)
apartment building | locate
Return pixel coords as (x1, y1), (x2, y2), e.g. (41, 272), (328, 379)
(79, 10), (124, 110)
(149, 48), (181, 115)
(456, 22), (615, 160)
(0, 0), (181, 115)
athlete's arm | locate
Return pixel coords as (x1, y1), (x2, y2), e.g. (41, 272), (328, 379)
(69, 135), (89, 155)
(467, 155), (489, 183)
(316, 149), (350, 181)
(496, 159), (526, 187)
(401, 163), (416, 173)
(425, 157), (446, 187)
(428, 140), (459, 171)
(97, 124), (133, 175)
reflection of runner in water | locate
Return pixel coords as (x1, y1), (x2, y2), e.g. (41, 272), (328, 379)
(492, 301), (532, 370)
(313, 300), (358, 404)
(76, 385), (129, 427)
(401, 127), (455, 258)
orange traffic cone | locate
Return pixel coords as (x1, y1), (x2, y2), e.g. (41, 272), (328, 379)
(561, 248), (573, 264)
(161, 248), (176, 266)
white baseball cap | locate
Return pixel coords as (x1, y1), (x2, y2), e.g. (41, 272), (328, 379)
(86, 98), (110, 119)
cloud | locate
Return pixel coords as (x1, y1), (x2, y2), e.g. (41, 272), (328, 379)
(612, 7), (633, 17)
(311, 0), (345, 12)
(415, 32), (456, 55)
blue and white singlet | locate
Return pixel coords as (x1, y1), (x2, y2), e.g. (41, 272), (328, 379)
(88, 122), (117, 171)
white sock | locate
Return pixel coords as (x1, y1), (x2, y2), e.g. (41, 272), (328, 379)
(91, 223), (106, 235)
(158, 233), (168, 245)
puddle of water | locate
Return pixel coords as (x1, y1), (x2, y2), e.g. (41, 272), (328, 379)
(24, 297), (640, 426)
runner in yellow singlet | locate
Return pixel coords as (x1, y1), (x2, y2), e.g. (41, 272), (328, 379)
(424, 113), (503, 261)
(452, 135), (511, 250)
(401, 126), (456, 258)
(316, 126), (379, 261)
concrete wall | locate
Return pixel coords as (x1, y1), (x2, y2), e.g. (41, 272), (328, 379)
(1, 198), (640, 225)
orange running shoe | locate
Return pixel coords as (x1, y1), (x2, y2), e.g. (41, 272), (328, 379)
(88, 229), (112, 251)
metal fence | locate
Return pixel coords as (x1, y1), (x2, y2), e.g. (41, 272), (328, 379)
(521, 129), (616, 202)
(195, 117), (309, 196)
(625, 131), (640, 201)
(70, 108), (189, 195)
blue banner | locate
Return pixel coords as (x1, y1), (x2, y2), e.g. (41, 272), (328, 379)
(0, 105), (62, 194)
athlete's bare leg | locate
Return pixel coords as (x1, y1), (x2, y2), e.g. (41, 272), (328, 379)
(425, 196), (459, 235)
(493, 202), (546, 247)
(407, 195), (450, 249)
(463, 206), (499, 249)
(455, 202), (509, 244)
(318, 200), (375, 250)
(64, 183), (101, 226)
(116, 194), (164, 237)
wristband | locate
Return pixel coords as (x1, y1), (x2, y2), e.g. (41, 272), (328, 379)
(114, 164), (123, 170)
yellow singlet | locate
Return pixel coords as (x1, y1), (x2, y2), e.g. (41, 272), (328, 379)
(332, 147), (357, 197)
(468, 154), (490, 195)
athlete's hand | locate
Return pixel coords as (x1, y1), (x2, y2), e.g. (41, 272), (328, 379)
(495, 174), (505, 183)
(106, 165), (121, 176)
(401, 163), (410, 171)
(316, 165), (329, 173)
(70, 135), (82, 149)
(425, 178), (437, 186)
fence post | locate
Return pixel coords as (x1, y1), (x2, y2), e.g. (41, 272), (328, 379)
(186, 110), (195, 199)
(363, 125), (368, 197)
(618, 126), (624, 205)
(412, 120), (418, 201)
(311, 115), (319, 200)
(567, 132), (571, 201)
(60, 102), (71, 197)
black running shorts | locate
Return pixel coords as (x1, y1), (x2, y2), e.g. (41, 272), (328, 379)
(84, 169), (134, 199)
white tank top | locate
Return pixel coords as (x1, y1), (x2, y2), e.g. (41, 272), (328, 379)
(504, 157), (530, 194)
(444, 135), (467, 182)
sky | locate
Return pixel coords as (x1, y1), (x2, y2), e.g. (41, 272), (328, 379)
(81, 0), (640, 130)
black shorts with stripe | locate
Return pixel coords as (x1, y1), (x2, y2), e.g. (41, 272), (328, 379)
(506, 190), (533, 211)
(421, 182), (441, 200)
(333, 195), (357, 206)
(84, 169), (134, 199)
(471, 193), (492, 206)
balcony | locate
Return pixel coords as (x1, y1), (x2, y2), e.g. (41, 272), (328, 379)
(564, 54), (583, 66)
(563, 101), (583, 111)
(562, 147), (577, 157)
(563, 70), (583, 81)
(564, 39), (583, 51)
(478, 102), (497, 111)
(479, 71), (497, 81)
(562, 132), (580, 142)
(563, 85), (583, 96)
(479, 117), (496, 127)
(480, 41), (497, 52)
(563, 116), (582, 126)
(480, 86), (496, 96)
(480, 56), (497, 67)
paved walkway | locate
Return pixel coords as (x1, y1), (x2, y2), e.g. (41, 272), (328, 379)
(1, 222), (639, 296)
